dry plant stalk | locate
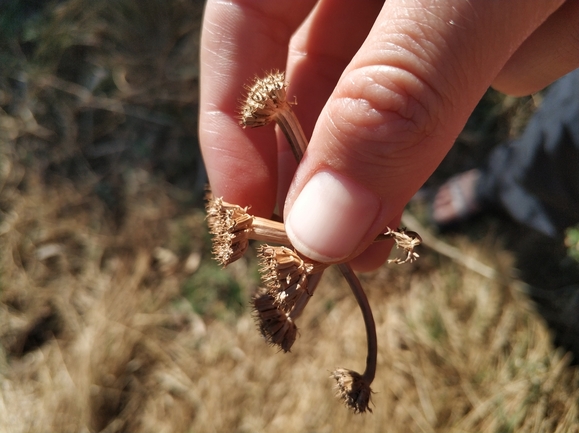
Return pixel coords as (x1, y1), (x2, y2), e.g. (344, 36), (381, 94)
(333, 262), (377, 413)
(237, 71), (414, 413)
(206, 193), (419, 268)
(204, 71), (421, 413)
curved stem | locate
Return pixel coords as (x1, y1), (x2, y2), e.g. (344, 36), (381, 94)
(337, 263), (377, 383)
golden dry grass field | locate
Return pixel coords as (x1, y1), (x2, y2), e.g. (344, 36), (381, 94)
(1, 1), (578, 432)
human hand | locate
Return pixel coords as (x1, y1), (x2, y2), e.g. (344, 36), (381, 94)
(199, 0), (579, 271)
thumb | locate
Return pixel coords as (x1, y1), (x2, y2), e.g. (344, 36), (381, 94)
(283, 0), (563, 264)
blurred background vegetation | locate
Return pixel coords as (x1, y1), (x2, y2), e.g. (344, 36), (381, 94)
(0, 1), (578, 432)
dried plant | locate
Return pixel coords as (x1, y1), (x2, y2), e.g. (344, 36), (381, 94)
(206, 193), (418, 267)
(258, 245), (326, 314)
(239, 70), (308, 161)
(206, 195), (289, 266)
(238, 71), (386, 413)
(332, 263), (377, 413)
(380, 227), (422, 264)
(253, 246), (326, 351)
(206, 71), (421, 413)
(252, 288), (298, 353)
(332, 369), (373, 414)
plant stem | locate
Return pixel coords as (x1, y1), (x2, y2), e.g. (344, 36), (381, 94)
(251, 216), (291, 245)
(337, 263), (377, 383)
(273, 110), (308, 161)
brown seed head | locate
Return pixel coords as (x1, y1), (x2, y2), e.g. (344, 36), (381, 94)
(252, 288), (297, 352)
(258, 245), (327, 314)
(240, 70), (290, 128)
(206, 196), (253, 266)
(206, 196), (290, 266)
(332, 368), (373, 414)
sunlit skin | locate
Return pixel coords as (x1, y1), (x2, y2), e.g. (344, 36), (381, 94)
(199, 0), (579, 271)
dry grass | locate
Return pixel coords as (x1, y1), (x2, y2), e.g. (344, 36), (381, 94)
(1, 1), (578, 432)
(1, 161), (578, 432)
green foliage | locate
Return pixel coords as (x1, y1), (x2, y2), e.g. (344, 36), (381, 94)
(425, 306), (447, 342)
(182, 260), (246, 320)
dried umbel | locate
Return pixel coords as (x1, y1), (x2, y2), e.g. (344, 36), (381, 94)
(240, 70), (288, 128)
(258, 245), (327, 314)
(332, 369), (373, 414)
(253, 288), (297, 353)
(253, 246), (326, 351)
(240, 70), (308, 161)
(206, 196), (289, 266)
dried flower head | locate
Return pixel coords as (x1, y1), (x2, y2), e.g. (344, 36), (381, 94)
(258, 245), (326, 313)
(332, 368), (373, 414)
(253, 246), (326, 351)
(239, 71), (308, 161)
(252, 288), (297, 352)
(240, 70), (289, 128)
(206, 196), (290, 266)
(383, 227), (422, 264)
(206, 196), (252, 266)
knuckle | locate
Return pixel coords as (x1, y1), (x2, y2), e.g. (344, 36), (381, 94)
(325, 65), (442, 164)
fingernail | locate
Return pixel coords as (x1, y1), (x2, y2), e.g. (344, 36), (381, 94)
(285, 170), (380, 263)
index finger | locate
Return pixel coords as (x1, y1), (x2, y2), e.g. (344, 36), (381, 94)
(199, 0), (316, 217)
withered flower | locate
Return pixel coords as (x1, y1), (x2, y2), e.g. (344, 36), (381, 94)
(206, 196), (289, 266)
(240, 70), (288, 128)
(252, 288), (297, 353)
(258, 245), (327, 314)
(381, 227), (422, 264)
(332, 369), (373, 414)
(239, 70), (308, 161)
(253, 246), (326, 351)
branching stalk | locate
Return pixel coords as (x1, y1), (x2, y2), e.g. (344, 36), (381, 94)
(240, 71), (382, 413)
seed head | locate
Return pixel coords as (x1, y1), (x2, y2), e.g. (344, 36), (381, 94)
(332, 368), (373, 414)
(206, 196), (253, 266)
(240, 70), (290, 128)
(258, 245), (326, 315)
(206, 195), (290, 266)
(252, 288), (297, 352)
